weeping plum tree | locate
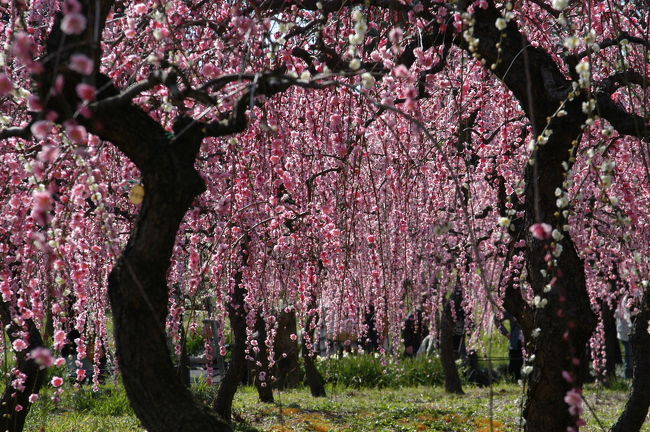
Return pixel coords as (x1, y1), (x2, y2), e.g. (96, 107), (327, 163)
(0, 0), (648, 432)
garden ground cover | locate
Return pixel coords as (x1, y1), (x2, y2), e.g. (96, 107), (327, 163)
(24, 382), (643, 431)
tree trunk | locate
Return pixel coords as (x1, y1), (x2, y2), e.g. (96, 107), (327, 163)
(214, 241), (249, 422)
(521, 114), (597, 432)
(177, 325), (191, 387)
(0, 302), (47, 432)
(302, 315), (326, 397)
(600, 299), (622, 383)
(273, 310), (300, 389)
(250, 314), (274, 403)
(107, 123), (231, 432)
(439, 304), (464, 395)
(610, 292), (650, 432)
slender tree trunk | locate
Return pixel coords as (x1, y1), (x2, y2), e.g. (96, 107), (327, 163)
(302, 315), (326, 397)
(0, 302), (47, 432)
(610, 292), (650, 432)
(177, 325), (191, 387)
(439, 304), (464, 395)
(214, 240), (249, 422)
(250, 314), (274, 403)
(600, 299), (622, 383)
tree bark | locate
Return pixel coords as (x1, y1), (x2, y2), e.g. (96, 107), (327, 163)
(600, 299), (622, 383)
(610, 292), (650, 432)
(106, 120), (231, 431)
(0, 302), (47, 432)
(301, 315), (326, 397)
(214, 241), (250, 422)
(250, 314), (274, 403)
(177, 325), (191, 388)
(439, 303), (464, 395)
(273, 310), (301, 389)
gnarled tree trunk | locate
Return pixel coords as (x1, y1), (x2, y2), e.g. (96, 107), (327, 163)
(107, 126), (231, 431)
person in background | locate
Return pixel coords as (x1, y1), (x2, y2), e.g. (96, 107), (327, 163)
(615, 295), (633, 379)
(497, 313), (524, 381)
(402, 309), (429, 357)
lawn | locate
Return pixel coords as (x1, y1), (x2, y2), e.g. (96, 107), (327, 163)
(24, 381), (642, 431)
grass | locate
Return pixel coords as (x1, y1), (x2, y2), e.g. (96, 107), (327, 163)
(23, 379), (644, 431)
(25, 381), (141, 432)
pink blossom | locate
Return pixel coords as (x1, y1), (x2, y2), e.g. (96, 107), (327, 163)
(290, 333), (297, 341)
(564, 388), (584, 417)
(562, 370), (574, 383)
(50, 376), (64, 388)
(201, 63), (219, 78)
(12, 339), (28, 352)
(14, 404), (23, 412)
(69, 54), (94, 75)
(66, 124), (88, 145)
(28, 394), (39, 403)
(388, 28), (403, 44)
(0, 73), (13, 96)
(27, 95), (42, 111)
(29, 347), (54, 368)
(76, 83), (96, 101)
(133, 3), (148, 14)
(30, 120), (53, 140)
(54, 357), (66, 367)
(32, 190), (53, 212)
(76, 368), (86, 381)
(61, 13), (87, 35)
(529, 223), (552, 240)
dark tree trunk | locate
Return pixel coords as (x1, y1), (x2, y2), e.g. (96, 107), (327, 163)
(177, 325), (191, 387)
(600, 299), (622, 383)
(250, 314), (274, 403)
(302, 315), (326, 397)
(521, 121), (597, 432)
(439, 304), (464, 395)
(610, 292), (650, 432)
(0, 302), (47, 432)
(457, 6), (598, 432)
(273, 310), (300, 389)
(106, 121), (231, 432)
(36, 3), (232, 431)
(214, 241), (250, 422)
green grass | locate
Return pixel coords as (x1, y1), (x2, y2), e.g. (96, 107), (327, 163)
(316, 354), (445, 388)
(23, 380), (642, 431)
(25, 381), (141, 432)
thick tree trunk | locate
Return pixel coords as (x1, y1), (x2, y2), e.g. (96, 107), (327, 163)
(439, 304), (464, 395)
(214, 242), (249, 422)
(301, 315), (326, 397)
(250, 314), (274, 403)
(107, 124), (231, 432)
(521, 116), (597, 432)
(273, 310), (300, 389)
(610, 292), (650, 432)
(0, 302), (46, 432)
